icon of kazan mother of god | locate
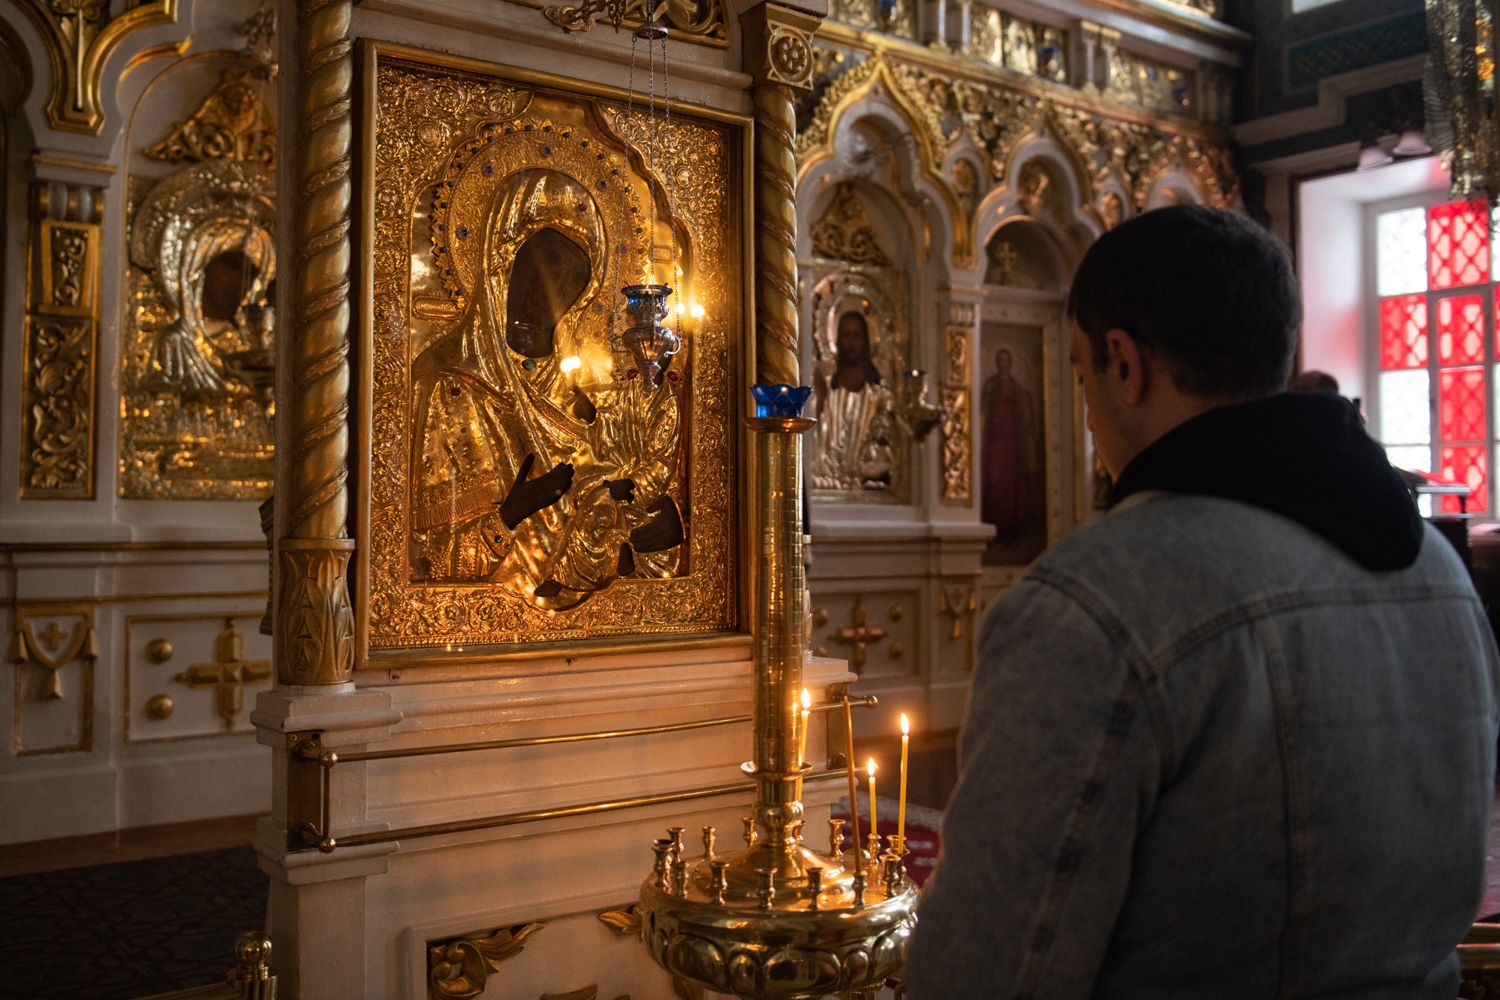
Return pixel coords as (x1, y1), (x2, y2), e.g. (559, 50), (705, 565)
(408, 166), (687, 610)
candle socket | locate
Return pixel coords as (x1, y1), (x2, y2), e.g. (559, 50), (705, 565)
(887, 833), (904, 857)
(742, 815), (757, 847)
(651, 839), (672, 890)
(702, 826), (716, 860)
(757, 869), (776, 911)
(866, 832), (881, 869)
(709, 860), (727, 905)
(851, 871), (867, 908)
(882, 854), (902, 895)
(807, 866), (824, 910)
(668, 826), (686, 859)
(671, 858), (688, 897)
(828, 818), (846, 861)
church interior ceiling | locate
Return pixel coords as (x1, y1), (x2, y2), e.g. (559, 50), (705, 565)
(364, 47), (742, 653)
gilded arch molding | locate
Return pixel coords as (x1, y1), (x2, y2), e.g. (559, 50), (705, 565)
(12, 0), (181, 135)
(796, 54), (972, 266)
(796, 47), (1239, 267)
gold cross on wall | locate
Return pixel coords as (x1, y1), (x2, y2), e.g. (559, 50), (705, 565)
(37, 621), (69, 651)
(174, 618), (271, 728)
(828, 595), (888, 674)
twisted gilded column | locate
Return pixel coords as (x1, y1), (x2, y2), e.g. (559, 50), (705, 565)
(741, 3), (821, 387)
(277, 0), (355, 686)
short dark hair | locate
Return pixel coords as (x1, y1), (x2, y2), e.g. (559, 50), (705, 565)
(1066, 205), (1300, 398)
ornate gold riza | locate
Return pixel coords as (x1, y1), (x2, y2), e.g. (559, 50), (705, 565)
(940, 302), (974, 505)
(13, 0), (180, 134)
(22, 181), (102, 499)
(121, 69), (278, 500)
(274, 0), (356, 686)
(367, 52), (738, 650)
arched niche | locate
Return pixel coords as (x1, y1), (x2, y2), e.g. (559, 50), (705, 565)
(1145, 165), (1209, 210)
(981, 216), (1072, 292)
(118, 50), (279, 501)
(966, 135), (1096, 289)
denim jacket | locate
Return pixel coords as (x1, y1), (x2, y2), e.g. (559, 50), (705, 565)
(906, 493), (1500, 999)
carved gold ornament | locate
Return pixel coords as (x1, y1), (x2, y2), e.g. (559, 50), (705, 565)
(809, 183), (890, 265)
(938, 583), (977, 639)
(9, 610), (96, 701)
(428, 922), (544, 1000)
(542, 0), (726, 43)
(23, 182), (102, 499)
(145, 69), (277, 168)
(795, 46), (1239, 256)
(13, 0), (179, 134)
(367, 52), (738, 651)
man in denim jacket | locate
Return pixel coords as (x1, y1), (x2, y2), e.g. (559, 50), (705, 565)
(906, 205), (1500, 998)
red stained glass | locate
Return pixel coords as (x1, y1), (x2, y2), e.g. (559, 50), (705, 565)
(1429, 199), (1491, 289)
(1441, 445), (1488, 513)
(1439, 367), (1487, 441)
(1438, 295), (1486, 364)
(1380, 294), (1428, 369)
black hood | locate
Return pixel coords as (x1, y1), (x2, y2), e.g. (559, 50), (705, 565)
(1109, 393), (1424, 571)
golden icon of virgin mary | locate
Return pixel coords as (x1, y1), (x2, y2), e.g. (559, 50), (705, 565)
(409, 166), (686, 610)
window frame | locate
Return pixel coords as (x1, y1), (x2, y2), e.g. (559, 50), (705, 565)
(1364, 191), (1498, 516)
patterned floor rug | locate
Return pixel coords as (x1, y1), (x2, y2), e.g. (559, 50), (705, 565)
(0, 846), (266, 1000)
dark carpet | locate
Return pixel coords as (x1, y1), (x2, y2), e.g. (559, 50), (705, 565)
(0, 846), (267, 1000)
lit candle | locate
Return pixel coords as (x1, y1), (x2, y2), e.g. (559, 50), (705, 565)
(898, 713), (910, 852)
(867, 757), (878, 843)
(797, 688), (811, 770)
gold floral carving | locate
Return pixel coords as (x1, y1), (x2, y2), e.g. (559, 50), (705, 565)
(809, 182), (890, 265)
(279, 540), (355, 685)
(9, 609), (96, 701)
(13, 0), (180, 134)
(22, 181), (101, 500)
(597, 905), (644, 936)
(367, 52), (738, 650)
(944, 325), (968, 386)
(541, 0), (726, 44)
(428, 922), (543, 1000)
(145, 69), (277, 168)
(277, 0), (355, 685)
(940, 386), (970, 504)
(22, 317), (95, 497)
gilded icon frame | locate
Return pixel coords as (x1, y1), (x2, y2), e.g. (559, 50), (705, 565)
(354, 42), (754, 666)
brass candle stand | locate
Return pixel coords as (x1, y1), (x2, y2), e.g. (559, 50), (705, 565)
(638, 386), (918, 999)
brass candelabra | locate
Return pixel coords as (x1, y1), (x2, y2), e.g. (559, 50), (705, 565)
(638, 385), (918, 999)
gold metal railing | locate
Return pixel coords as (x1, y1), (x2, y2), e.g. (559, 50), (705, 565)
(285, 696), (877, 852)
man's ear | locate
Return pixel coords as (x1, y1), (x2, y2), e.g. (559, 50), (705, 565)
(1103, 328), (1148, 406)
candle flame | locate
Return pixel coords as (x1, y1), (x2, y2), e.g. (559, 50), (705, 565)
(690, 303), (705, 319)
(559, 355), (582, 374)
(867, 757), (877, 777)
(900, 712), (910, 736)
(801, 688), (811, 711)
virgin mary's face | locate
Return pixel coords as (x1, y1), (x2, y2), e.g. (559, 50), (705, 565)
(505, 226), (591, 358)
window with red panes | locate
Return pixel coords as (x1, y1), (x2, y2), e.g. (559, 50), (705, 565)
(1375, 198), (1497, 514)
